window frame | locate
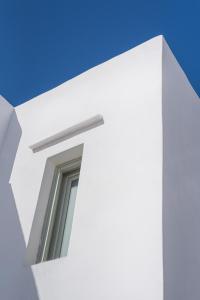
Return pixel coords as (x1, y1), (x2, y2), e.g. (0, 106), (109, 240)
(36, 157), (81, 263)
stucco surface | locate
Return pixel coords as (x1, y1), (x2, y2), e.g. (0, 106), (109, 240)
(12, 36), (163, 300)
(162, 39), (200, 300)
(1, 35), (199, 300)
(0, 96), (13, 153)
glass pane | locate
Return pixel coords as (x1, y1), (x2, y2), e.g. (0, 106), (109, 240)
(60, 178), (79, 257)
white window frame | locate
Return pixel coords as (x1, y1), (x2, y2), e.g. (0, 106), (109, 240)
(37, 157), (81, 263)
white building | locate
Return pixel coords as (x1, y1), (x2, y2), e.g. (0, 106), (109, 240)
(0, 35), (200, 300)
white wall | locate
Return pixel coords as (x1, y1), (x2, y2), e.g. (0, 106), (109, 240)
(162, 39), (200, 300)
(0, 102), (39, 299)
(9, 36), (163, 300)
(0, 95), (13, 153)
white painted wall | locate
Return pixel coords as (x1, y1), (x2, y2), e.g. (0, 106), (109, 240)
(162, 38), (200, 300)
(0, 100), (39, 299)
(10, 36), (163, 300)
(1, 35), (199, 300)
(0, 95), (13, 153)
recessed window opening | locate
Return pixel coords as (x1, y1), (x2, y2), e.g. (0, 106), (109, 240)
(37, 157), (81, 263)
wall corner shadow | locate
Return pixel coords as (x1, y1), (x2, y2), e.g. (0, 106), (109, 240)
(0, 111), (40, 300)
(162, 69), (200, 300)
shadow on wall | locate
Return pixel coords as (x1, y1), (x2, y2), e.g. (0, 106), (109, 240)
(0, 112), (39, 300)
(162, 44), (200, 300)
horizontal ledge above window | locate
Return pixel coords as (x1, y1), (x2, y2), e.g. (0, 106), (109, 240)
(30, 114), (104, 153)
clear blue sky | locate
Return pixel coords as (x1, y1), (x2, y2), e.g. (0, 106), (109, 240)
(0, 0), (199, 106)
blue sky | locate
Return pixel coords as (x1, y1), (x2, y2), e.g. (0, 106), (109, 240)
(0, 0), (199, 106)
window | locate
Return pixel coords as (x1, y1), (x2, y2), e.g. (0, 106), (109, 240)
(36, 158), (81, 263)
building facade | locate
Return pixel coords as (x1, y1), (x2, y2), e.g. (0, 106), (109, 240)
(0, 36), (200, 300)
